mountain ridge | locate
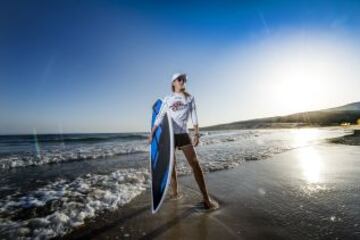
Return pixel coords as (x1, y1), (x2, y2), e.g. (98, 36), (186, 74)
(201, 101), (360, 130)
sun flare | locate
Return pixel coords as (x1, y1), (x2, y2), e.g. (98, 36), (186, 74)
(239, 32), (360, 116)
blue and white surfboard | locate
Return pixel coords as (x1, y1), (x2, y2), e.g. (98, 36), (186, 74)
(150, 99), (174, 213)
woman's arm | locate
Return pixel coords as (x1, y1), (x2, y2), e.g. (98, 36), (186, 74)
(153, 97), (169, 127)
(147, 98), (169, 144)
(190, 96), (199, 126)
(190, 97), (200, 146)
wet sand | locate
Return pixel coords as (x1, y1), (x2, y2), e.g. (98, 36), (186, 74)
(62, 143), (360, 240)
(329, 129), (360, 146)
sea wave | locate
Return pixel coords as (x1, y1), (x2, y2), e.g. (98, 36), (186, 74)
(0, 131), (259, 170)
(0, 133), (148, 144)
(0, 143), (148, 169)
(0, 168), (150, 240)
(0, 128), (348, 170)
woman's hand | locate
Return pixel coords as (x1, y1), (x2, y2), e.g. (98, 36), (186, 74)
(193, 134), (200, 147)
(147, 125), (158, 145)
(147, 134), (153, 145)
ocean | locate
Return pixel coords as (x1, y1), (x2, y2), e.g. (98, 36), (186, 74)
(0, 128), (351, 239)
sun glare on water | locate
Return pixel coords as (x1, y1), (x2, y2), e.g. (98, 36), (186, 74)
(297, 146), (323, 183)
(292, 129), (324, 183)
(292, 128), (320, 147)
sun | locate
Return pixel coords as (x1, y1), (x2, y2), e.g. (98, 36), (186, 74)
(270, 54), (328, 113)
(254, 33), (348, 115)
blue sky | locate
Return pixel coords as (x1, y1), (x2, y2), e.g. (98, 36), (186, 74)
(1, 0), (360, 134)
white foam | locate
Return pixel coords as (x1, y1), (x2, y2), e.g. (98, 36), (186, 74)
(173, 128), (349, 175)
(0, 141), (148, 169)
(1, 128), (347, 170)
(0, 168), (150, 239)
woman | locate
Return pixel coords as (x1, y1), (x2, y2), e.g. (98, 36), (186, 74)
(148, 73), (219, 210)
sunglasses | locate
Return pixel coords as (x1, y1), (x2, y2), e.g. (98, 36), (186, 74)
(176, 77), (186, 83)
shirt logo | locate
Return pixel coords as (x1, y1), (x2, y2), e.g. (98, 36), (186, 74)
(170, 101), (185, 111)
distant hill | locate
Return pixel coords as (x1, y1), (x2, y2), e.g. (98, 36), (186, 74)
(321, 101), (360, 112)
(201, 101), (360, 131)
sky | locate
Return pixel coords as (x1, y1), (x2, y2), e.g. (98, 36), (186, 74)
(1, 0), (360, 134)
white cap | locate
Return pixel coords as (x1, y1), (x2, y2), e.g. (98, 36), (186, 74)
(171, 73), (187, 83)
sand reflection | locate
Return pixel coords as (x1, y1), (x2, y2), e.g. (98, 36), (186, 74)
(297, 146), (323, 183)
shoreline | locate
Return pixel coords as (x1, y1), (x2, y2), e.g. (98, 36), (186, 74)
(62, 142), (360, 240)
(328, 129), (360, 146)
(1, 127), (356, 239)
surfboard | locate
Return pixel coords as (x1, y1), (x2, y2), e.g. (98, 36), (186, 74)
(150, 99), (174, 213)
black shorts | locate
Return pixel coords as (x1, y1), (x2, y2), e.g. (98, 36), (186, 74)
(174, 133), (192, 149)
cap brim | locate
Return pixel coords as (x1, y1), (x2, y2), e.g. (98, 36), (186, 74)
(173, 74), (187, 82)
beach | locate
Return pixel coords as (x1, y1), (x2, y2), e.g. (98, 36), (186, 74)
(329, 129), (360, 146)
(63, 130), (360, 240)
(1, 127), (359, 239)
(4, 0), (360, 239)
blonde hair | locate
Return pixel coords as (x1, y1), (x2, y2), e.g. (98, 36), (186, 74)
(171, 83), (191, 99)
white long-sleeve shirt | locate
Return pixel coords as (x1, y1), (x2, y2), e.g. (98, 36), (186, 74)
(154, 92), (198, 134)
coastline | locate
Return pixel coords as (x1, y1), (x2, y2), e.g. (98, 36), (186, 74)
(62, 139), (360, 240)
(328, 129), (360, 146)
(1, 126), (357, 239)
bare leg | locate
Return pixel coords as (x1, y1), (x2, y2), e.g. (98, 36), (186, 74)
(170, 156), (178, 197)
(181, 145), (219, 209)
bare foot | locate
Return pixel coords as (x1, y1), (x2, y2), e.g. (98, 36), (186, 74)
(203, 198), (219, 210)
(169, 192), (183, 200)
